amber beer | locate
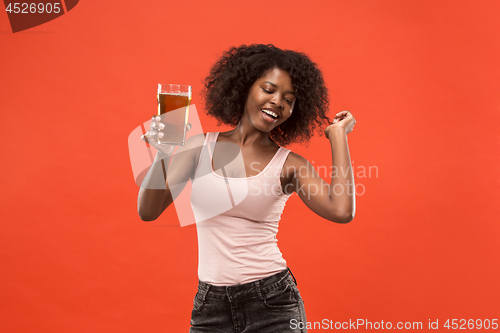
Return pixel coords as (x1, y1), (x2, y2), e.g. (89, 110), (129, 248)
(156, 84), (192, 145)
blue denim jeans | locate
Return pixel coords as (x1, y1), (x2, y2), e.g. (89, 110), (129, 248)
(189, 268), (307, 332)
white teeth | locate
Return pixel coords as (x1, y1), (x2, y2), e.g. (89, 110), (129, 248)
(262, 109), (278, 118)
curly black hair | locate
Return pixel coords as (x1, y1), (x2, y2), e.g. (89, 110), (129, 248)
(203, 44), (330, 146)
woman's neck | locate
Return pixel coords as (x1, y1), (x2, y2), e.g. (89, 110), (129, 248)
(225, 121), (274, 147)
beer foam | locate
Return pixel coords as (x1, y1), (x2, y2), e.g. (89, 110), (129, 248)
(158, 92), (190, 97)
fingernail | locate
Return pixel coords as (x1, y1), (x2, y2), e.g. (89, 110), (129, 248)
(158, 132), (164, 138)
(159, 123), (165, 129)
(155, 116), (161, 122)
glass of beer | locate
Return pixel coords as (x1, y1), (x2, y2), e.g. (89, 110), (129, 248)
(156, 84), (192, 145)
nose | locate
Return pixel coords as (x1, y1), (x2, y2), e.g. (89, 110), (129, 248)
(270, 92), (283, 108)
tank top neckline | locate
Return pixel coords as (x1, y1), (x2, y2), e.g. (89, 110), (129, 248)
(208, 132), (285, 180)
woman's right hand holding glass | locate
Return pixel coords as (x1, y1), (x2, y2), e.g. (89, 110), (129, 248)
(141, 115), (176, 157)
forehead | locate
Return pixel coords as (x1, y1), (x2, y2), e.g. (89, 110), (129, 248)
(256, 68), (294, 90)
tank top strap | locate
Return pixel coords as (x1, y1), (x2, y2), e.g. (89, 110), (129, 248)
(204, 132), (219, 144)
(194, 132), (218, 176)
(202, 132), (219, 160)
(263, 147), (291, 178)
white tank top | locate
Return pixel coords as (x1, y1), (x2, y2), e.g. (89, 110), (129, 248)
(191, 132), (291, 286)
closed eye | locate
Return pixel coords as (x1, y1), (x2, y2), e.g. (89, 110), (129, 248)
(262, 87), (295, 105)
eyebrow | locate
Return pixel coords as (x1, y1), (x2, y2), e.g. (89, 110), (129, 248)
(263, 81), (295, 95)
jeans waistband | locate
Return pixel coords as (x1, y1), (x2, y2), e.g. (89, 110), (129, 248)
(197, 267), (297, 300)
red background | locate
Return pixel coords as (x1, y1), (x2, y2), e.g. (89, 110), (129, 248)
(1, 0), (499, 332)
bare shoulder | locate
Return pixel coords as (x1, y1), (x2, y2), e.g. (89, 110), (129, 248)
(171, 133), (206, 164)
(282, 151), (311, 180)
(284, 151), (309, 169)
(176, 132), (208, 154)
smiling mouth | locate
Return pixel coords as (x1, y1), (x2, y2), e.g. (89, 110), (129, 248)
(261, 109), (279, 120)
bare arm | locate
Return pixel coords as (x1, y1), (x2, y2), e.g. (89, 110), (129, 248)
(137, 118), (203, 221)
(137, 149), (174, 221)
(285, 110), (356, 223)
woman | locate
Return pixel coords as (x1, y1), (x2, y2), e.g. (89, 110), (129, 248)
(138, 44), (356, 332)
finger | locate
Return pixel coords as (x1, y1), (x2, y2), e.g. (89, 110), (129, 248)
(141, 130), (156, 144)
(141, 129), (162, 144)
(150, 120), (165, 130)
(145, 129), (159, 139)
(333, 111), (349, 122)
(334, 115), (348, 123)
